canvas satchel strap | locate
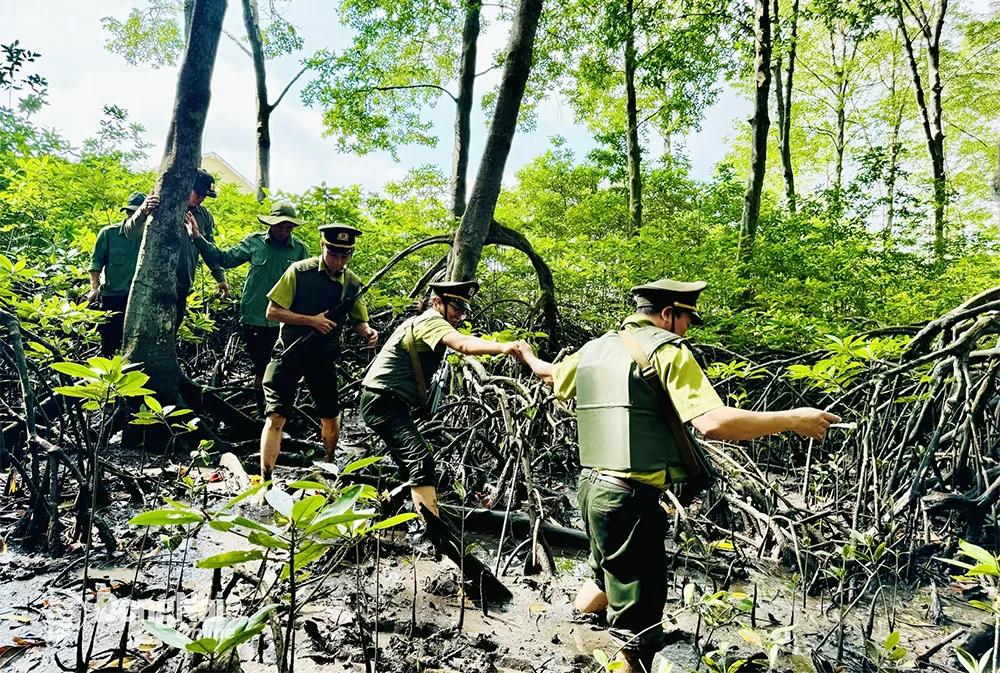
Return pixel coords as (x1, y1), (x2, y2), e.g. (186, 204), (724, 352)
(403, 322), (428, 410)
(617, 329), (702, 480)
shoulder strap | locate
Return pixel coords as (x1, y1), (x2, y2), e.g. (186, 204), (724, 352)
(617, 330), (702, 480)
(404, 321), (429, 409)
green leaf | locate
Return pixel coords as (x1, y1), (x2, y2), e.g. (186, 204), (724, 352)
(969, 599), (997, 614)
(142, 620), (192, 649)
(292, 494), (326, 525)
(888, 648), (907, 661)
(246, 604), (280, 630)
(342, 456), (384, 474)
(248, 530), (290, 550)
(288, 480), (328, 491)
(144, 395), (162, 414)
(217, 481), (271, 513)
(50, 362), (100, 380)
(185, 637), (218, 655)
(594, 649), (610, 667)
(367, 512), (419, 531)
(884, 631), (900, 650)
(196, 549), (265, 569)
(959, 540), (1000, 569)
(129, 509), (203, 526)
(303, 510), (374, 536)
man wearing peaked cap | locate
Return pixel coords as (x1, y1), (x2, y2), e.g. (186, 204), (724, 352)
(360, 279), (532, 519)
(258, 222), (379, 482)
(123, 169), (229, 332)
(518, 278), (840, 673)
(88, 192), (144, 356)
(185, 201), (311, 414)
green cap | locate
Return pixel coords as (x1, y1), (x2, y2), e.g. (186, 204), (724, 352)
(193, 169), (217, 198)
(258, 201), (303, 227)
(631, 278), (707, 325)
(430, 280), (480, 311)
(319, 224), (363, 251)
(121, 192), (147, 213)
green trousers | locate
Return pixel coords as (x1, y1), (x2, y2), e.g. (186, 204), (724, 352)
(360, 388), (436, 487)
(578, 468), (667, 654)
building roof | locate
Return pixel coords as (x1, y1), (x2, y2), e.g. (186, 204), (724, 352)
(202, 152), (255, 195)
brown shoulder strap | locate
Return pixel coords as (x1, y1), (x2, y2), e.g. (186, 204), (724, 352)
(404, 322), (428, 409)
(618, 330), (702, 479)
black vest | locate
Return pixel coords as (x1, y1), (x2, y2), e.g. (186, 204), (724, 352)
(276, 257), (362, 356)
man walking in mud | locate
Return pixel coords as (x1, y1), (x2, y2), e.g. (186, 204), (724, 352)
(520, 278), (840, 673)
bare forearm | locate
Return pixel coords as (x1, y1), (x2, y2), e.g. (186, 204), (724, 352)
(692, 406), (794, 442)
(265, 304), (318, 327)
(89, 271), (101, 291)
(523, 352), (554, 386)
(451, 334), (506, 356)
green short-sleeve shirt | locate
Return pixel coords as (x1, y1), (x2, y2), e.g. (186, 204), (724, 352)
(410, 310), (455, 350)
(552, 314), (724, 488)
(89, 222), (140, 297)
(267, 260), (369, 323)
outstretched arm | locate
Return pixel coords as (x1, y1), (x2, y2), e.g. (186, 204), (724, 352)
(690, 406), (841, 441)
(440, 331), (530, 358)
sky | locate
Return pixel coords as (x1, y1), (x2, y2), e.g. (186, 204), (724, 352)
(8, 0), (746, 196)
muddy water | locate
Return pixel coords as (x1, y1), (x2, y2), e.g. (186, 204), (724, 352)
(0, 464), (989, 673)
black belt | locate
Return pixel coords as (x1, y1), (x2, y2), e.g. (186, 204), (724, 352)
(587, 469), (661, 499)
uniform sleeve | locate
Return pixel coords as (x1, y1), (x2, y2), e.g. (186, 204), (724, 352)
(193, 233), (254, 269)
(90, 229), (109, 272)
(349, 297), (369, 323)
(199, 211), (227, 283)
(121, 210), (147, 241)
(411, 313), (455, 350)
(266, 265), (297, 310)
(654, 345), (725, 423)
(551, 351), (581, 400)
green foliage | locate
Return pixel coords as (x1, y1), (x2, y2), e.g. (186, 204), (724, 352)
(50, 355), (155, 410)
(143, 603), (279, 662)
(101, 0), (185, 68)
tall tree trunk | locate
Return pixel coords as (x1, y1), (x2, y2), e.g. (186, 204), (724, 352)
(624, 0), (643, 233)
(122, 0), (227, 403)
(992, 139), (1000, 230)
(885, 104), (903, 244)
(449, 0), (543, 281)
(738, 0), (772, 268)
(451, 1), (481, 219)
(183, 0), (196, 43)
(896, 0), (948, 261)
(241, 0), (270, 201)
(773, 0), (799, 212)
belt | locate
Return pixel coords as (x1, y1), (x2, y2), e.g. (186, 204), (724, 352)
(588, 470), (661, 499)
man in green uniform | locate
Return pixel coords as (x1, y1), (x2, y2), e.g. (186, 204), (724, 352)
(520, 279), (840, 673)
(260, 223), (379, 481)
(185, 201), (311, 414)
(361, 281), (531, 517)
(123, 169), (229, 331)
(88, 192), (144, 356)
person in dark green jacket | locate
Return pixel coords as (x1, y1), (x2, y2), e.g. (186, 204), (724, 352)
(259, 224), (379, 481)
(88, 192), (143, 356)
(360, 281), (531, 518)
(186, 201), (311, 413)
(519, 279), (840, 673)
(123, 169), (229, 332)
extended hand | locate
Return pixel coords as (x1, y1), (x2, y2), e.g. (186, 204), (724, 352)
(361, 326), (379, 347)
(217, 281), (230, 300)
(310, 312), (337, 334)
(141, 190), (160, 215)
(503, 340), (533, 360)
(788, 408), (841, 440)
(185, 211), (201, 238)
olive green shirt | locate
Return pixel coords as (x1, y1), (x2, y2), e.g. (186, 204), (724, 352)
(89, 221), (140, 297)
(193, 230), (310, 327)
(408, 310), (455, 351)
(123, 205), (227, 292)
(361, 309), (456, 405)
(552, 314), (724, 488)
(266, 257), (369, 324)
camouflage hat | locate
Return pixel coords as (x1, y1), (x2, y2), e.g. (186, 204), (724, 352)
(631, 278), (707, 325)
(121, 192), (147, 213)
(258, 201), (303, 227)
(430, 280), (480, 311)
(192, 169), (217, 198)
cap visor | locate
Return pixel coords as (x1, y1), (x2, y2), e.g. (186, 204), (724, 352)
(205, 189), (217, 198)
(258, 215), (302, 227)
(121, 206), (139, 213)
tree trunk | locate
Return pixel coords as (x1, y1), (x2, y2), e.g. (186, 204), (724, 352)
(992, 139), (1000, 230)
(451, 2), (481, 219)
(885, 104), (903, 244)
(774, 0), (799, 212)
(624, 0), (643, 233)
(241, 0), (270, 202)
(122, 0), (227, 403)
(183, 0), (196, 43)
(896, 0), (948, 261)
(449, 0), (543, 281)
(485, 220), (557, 341)
(738, 0), (772, 268)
